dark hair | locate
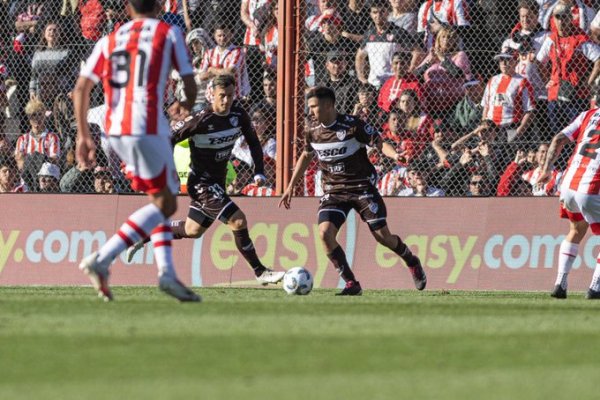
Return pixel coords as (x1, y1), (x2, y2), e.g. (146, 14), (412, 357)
(518, 0), (539, 14)
(392, 51), (411, 61)
(212, 74), (236, 89)
(128, 0), (157, 14)
(306, 86), (336, 104)
(263, 69), (277, 82)
(369, 0), (390, 11)
(213, 24), (231, 33)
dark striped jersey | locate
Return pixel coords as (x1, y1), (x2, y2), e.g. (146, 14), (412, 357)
(305, 113), (380, 193)
(172, 105), (264, 185)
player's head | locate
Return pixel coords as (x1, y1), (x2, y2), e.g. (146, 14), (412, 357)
(306, 86), (336, 123)
(214, 24), (232, 48)
(127, 0), (160, 16)
(212, 74), (236, 114)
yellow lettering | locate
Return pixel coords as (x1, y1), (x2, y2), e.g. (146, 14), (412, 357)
(375, 244), (398, 268)
(447, 236), (478, 283)
(405, 235), (429, 265)
(0, 230), (20, 274)
(210, 225), (238, 270)
(249, 223), (278, 268)
(429, 235), (448, 269)
(279, 223), (309, 268)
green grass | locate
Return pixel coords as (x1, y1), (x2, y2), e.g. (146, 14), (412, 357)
(1, 287), (600, 400)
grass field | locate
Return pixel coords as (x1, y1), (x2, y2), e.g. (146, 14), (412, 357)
(1, 287), (600, 400)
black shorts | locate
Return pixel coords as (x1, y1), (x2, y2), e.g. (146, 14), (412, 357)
(187, 180), (239, 228)
(318, 186), (387, 231)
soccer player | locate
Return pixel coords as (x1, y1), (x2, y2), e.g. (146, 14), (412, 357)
(73, 0), (200, 302)
(538, 87), (600, 299)
(127, 74), (285, 285)
(279, 86), (427, 296)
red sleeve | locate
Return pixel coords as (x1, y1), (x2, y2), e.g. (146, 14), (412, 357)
(377, 78), (392, 112)
(497, 162), (522, 196)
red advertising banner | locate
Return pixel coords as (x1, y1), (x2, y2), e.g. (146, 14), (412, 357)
(0, 195), (596, 291)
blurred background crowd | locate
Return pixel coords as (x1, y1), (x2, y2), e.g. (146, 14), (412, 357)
(1, 0), (599, 197)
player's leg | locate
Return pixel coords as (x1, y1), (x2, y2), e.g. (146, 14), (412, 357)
(356, 188), (426, 290)
(551, 203), (587, 299)
(318, 195), (362, 295)
(126, 201), (212, 262)
(226, 208), (285, 284)
(371, 225), (426, 290)
(577, 193), (600, 299)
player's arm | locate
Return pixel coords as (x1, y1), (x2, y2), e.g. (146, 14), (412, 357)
(73, 76), (96, 168)
(171, 114), (200, 146)
(241, 111), (266, 185)
(279, 150), (314, 209)
(538, 132), (570, 184)
(179, 74), (197, 112)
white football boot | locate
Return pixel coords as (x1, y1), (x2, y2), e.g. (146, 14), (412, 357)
(79, 251), (113, 301)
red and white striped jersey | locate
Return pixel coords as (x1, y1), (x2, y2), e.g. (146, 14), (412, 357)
(163, 0), (181, 14)
(260, 25), (278, 69)
(241, 184), (275, 196)
(243, 0), (271, 46)
(560, 108), (600, 194)
(522, 166), (560, 196)
(200, 45), (251, 99)
(14, 130), (60, 158)
(80, 18), (193, 136)
(417, 0), (470, 33)
(481, 73), (535, 127)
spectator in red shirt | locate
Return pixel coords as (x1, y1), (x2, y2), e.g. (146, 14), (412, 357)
(378, 51), (422, 113)
(14, 99), (60, 171)
(536, 3), (600, 135)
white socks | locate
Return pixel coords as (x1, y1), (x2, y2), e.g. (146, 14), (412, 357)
(555, 241), (579, 290)
(97, 203), (165, 267)
(150, 222), (175, 279)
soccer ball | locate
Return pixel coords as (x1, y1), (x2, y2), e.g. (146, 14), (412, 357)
(283, 267), (313, 295)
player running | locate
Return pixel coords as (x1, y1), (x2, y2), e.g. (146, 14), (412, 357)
(127, 74), (285, 285)
(279, 86), (426, 296)
(74, 0), (200, 302)
(539, 88), (600, 299)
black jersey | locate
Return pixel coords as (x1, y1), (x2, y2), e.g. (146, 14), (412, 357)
(305, 113), (380, 193)
(172, 105), (264, 185)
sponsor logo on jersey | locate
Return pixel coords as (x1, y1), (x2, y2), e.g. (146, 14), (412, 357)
(315, 146), (348, 158)
(229, 116), (239, 127)
(215, 149), (231, 161)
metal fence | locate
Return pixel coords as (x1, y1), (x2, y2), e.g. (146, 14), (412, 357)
(0, 0), (597, 196)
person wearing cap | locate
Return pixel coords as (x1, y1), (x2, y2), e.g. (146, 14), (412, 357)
(356, 0), (423, 88)
(37, 162), (60, 193)
(306, 10), (357, 87)
(541, 0), (595, 34)
(171, 28), (214, 114)
(321, 50), (359, 114)
(481, 51), (535, 151)
(537, 2), (600, 135)
(378, 51), (422, 113)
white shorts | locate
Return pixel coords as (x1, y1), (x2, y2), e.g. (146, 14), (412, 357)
(108, 135), (179, 195)
(560, 188), (600, 233)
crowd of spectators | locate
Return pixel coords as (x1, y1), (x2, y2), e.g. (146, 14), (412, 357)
(1, 0), (600, 197)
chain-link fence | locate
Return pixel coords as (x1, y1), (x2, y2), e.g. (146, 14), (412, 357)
(0, 0), (598, 196)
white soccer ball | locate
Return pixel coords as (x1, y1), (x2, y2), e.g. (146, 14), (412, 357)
(283, 267), (313, 295)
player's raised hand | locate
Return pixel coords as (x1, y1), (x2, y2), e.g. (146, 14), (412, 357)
(279, 188), (293, 209)
(76, 134), (96, 168)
